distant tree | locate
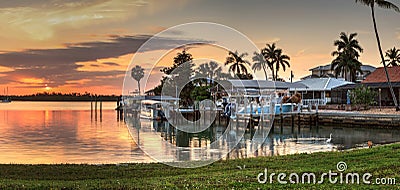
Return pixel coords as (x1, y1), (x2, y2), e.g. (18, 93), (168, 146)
(331, 32), (363, 82)
(190, 86), (211, 101)
(261, 43), (290, 81)
(161, 50), (194, 106)
(252, 51), (270, 80)
(355, 0), (400, 109)
(261, 43), (279, 81)
(225, 51), (251, 79)
(274, 49), (291, 81)
(385, 46), (400, 67)
(131, 65), (145, 95)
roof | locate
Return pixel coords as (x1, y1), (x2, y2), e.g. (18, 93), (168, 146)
(219, 80), (307, 90)
(293, 78), (353, 91)
(333, 82), (400, 91)
(309, 64), (331, 71)
(362, 66), (400, 83)
(309, 63), (376, 72)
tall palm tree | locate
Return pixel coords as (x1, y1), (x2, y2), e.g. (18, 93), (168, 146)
(331, 32), (364, 82)
(252, 51), (270, 80)
(385, 46), (400, 66)
(225, 51), (251, 78)
(131, 65), (145, 95)
(262, 43), (279, 81)
(355, 0), (400, 110)
(274, 49), (291, 81)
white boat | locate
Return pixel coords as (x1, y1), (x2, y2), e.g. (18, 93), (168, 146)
(140, 100), (165, 120)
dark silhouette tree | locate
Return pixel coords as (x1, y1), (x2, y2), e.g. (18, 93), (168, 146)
(385, 46), (400, 67)
(225, 51), (251, 79)
(131, 65), (145, 95)
(355, 0), (400, 110)
(274, 49), (291, 81)
(331, 32), (364, 82)
(252, 51), (270, 80)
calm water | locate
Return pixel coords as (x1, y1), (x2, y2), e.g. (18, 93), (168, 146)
(0, 101), (400, 164)
(0, 101), (152, 164)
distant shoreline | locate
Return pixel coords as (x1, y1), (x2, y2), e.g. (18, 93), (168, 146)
(6, 99), (118, 102)
(1, 95), (120, 102)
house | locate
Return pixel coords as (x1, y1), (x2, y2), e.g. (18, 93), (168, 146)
(331, 66), (400, 106)
(291, 78), (353, 105)
(302, 63), (376, 82)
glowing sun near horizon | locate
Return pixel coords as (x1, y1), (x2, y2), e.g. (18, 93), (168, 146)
(45, 84), (51, 91)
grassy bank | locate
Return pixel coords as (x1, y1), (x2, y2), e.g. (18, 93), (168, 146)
(0, 144), (399, 189)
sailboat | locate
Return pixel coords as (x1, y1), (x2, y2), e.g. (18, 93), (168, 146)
(1, 87), (11, 103)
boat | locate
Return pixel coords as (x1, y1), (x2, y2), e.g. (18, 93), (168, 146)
(140, 100), (166, 120)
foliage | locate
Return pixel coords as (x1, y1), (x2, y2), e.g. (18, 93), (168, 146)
(351, 85), (377, 106)
(385, 46), (400, 67)
(194, 61), (223, 86)
(151, 50), (194, 106)
(225, 51), (252, 79)
(331, 32), (363, 82)
(190, 86), (211, 102)
(261, 43), (290, 81)
(131, 65), (145, 95)
(0, 143), (399, 189)
(252, 51), (270, 80)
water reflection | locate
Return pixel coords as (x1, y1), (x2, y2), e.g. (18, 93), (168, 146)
(0, 109), (152, 164)
(126, 117), (400, 163)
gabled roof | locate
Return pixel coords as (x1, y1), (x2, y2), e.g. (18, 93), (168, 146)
(293, 78), (353, 91)
(362, 66), (400, 83)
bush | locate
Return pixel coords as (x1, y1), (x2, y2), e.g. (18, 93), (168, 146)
(351, 85), (376, 106)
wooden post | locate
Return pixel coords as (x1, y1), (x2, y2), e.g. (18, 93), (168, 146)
(297, 112), (300, 130)
(315, 104), (319, 127)
(95, 95), (98, 120)
(280, 113), (283, 133)
(291, 114), (294, 130)
(100, 96), (102, 121)
(91, 96), (93, 121)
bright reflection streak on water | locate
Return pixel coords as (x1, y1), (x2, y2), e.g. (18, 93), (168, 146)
(0, 102), (152, 164)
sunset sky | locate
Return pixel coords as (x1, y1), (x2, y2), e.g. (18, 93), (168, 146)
(0, 0), (399, 95)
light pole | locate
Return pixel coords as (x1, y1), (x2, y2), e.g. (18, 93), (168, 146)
(379, 88), (382, 111)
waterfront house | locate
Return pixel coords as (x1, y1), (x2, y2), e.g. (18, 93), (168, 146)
(291, 78), (353, 105)
(302, 63), (376, 82)
(332, 66), (400, 106)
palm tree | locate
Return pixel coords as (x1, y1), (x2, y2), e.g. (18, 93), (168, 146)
(225, 51), (251, 78)
(252, 51), (270, 80)
(385, 47), (400, 66)
(274, 49), (291, 81)
(131, 65), (145, 95)
(355, 0), (400, 110)
(331, 52), (363, 82)
(261, 43), (279, 81)
(331, 32), (364, 82)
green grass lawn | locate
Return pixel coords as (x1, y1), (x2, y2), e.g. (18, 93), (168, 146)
(0, 144), (399, 189)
